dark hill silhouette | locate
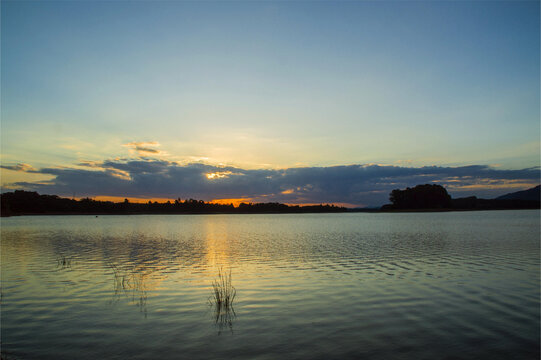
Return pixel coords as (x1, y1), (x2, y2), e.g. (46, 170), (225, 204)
(382, 184), (540, 211)
(496, 185), (540, 201)
(0, 190), (347, 217)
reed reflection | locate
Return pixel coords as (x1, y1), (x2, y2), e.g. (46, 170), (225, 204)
(56, 253), (72, 270)
(107, 262), (156, 316)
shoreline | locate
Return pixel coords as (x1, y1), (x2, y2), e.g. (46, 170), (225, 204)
(2, 207), (539, 217)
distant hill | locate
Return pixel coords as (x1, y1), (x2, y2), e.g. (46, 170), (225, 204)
(496, 185), (540, 201)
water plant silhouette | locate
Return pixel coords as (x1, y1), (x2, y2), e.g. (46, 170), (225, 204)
(56, 254), (72, 269)
(209, 267), (236, 334)
(211, 268), (236, 308)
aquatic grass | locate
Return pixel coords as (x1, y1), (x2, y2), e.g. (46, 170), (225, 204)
(210, 267), (236, 309)
(56, 254), (72, 269)
(209, 267), (236, 334)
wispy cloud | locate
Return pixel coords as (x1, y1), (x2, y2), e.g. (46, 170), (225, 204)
(2, 157), (539, 206)
(122, 142), (166, 157)
(0, 163), (38, 172)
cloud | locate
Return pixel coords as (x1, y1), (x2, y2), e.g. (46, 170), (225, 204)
(2, 158), (539, 206)
(122, 142), (165, 157)
(0, 163), (38, 172)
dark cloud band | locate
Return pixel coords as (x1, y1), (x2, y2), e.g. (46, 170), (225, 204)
(3, 160), (539, 206)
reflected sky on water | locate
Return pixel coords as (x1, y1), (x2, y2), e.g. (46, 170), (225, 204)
(1, 211), (539, 360)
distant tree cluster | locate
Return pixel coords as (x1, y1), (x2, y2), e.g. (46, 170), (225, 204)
(0, 190), (347, 217)
(388, 184), (452, 209)
(383, 184), (540, 211)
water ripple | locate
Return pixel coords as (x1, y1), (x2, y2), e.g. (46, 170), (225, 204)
(1, 211), (539, 360)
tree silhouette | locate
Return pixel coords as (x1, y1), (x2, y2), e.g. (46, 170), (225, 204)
(389, 184), (452, 209)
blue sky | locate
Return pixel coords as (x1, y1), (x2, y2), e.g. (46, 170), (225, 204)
(1, 1), (539, 206)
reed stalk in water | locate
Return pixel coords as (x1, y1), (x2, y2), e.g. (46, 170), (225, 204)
(211, 267), (236, 309)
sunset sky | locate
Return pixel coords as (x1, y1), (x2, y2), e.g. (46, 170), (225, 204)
(1, 1), (539, 207)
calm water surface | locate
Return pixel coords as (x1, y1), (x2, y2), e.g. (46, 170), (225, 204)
(1, 211), (539, 359)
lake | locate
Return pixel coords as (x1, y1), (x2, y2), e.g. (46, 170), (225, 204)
(1, 210), (539, 360)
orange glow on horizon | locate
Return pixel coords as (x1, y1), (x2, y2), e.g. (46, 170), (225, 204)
(210, 199), (361, 208)
(283, 202), (362, 208)
(209, 198), (254, 207)
(85, 196), (177, 203)
(78, 196), (361, 208)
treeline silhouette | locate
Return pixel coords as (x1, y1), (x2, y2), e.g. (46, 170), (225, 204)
(382, 184), (540, 211)
(0, 190), (347, 216)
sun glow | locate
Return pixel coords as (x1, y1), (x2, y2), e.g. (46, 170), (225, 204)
(206, 171), (234, 180)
